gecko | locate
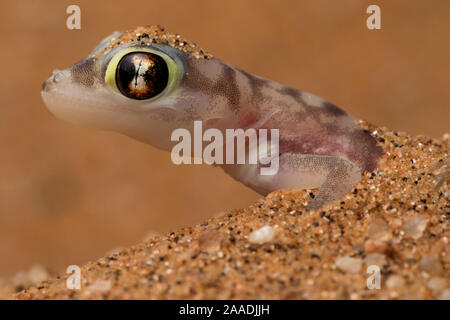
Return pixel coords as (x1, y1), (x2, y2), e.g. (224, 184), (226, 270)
(41, 25), (382, 211)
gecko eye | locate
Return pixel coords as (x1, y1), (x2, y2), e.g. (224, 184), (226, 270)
(116, 52), (168, 100)
(105, 47), (179, 101)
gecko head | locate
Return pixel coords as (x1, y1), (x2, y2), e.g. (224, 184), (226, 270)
(41, 26), (228, 150)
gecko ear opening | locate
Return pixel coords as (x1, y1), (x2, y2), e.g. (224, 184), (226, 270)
(105, 47), (179, 101)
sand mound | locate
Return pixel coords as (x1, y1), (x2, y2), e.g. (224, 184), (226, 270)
(12, 122), (449, 299)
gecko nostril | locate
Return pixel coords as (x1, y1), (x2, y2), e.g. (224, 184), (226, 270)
(42, 70), (64, 92)
(52, 70), (64, 83)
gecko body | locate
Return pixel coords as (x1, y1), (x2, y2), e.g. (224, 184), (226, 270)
(42, 26), (382, 210)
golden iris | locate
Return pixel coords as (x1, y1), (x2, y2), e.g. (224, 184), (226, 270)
(115, 52), (169, 100)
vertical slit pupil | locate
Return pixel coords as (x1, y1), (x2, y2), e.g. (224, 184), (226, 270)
(116, 52), (169, 100)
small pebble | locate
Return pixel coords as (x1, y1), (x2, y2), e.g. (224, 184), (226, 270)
(427, 277), (446, 292)
(26, 265), (49, 284)
(364, 253), (387, 267)
(198, 229), (222, 253)
(364, 239), (389, 253)
(248, 226), (276, 244)
(439, 289), (450, 300)
(335, 256), (362, 273)
(419, 256), (443, 276)
(386, 275), (406, 289)
(10, 264), (49, 288)
(87, 280), (111, 292)
(368, 220), (391, 241)
(404, 214), (428, 240)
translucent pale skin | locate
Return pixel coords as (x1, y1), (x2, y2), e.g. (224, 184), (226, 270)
(41, 27), (382, 211)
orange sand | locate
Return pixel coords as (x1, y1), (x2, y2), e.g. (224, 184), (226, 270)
(10, 122), (449, 300)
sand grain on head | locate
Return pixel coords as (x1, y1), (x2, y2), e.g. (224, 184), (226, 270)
(101, 25), (212, 60)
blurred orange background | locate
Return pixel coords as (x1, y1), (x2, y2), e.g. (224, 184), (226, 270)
(0, 0), (448, 277)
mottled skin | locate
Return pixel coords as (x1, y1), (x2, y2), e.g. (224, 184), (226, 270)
(42, 26), (382, 210)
